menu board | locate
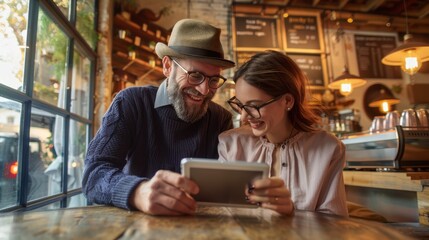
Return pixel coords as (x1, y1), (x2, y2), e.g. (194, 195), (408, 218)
(354, 34), (402, 79)
(235, 51), (260, 68)
(235, 16), (279, 49)
(288, 54), (324, 86)
(284, 15), (320, 50)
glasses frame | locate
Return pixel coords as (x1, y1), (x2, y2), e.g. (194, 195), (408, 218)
(172, 58), (226, 89)
(227, 95), (283, 119)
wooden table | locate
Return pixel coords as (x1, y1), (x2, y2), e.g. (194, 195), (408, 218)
(0, 205), (416, 240)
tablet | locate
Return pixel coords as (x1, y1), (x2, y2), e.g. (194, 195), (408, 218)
(181, 158), (269, 208)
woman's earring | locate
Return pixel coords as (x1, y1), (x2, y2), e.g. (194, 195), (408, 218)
(287, 107), (291, 111)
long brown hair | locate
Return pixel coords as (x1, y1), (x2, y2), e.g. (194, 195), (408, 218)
(233, 50), (320, 132)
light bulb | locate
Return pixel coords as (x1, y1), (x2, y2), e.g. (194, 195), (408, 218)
(401, 49), (422, 75)
(380, 101), (390, 113)
(340, 83), (352, 96)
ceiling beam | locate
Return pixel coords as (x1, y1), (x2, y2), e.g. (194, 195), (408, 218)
(312, 0), (321, 7)
(416, 4), (429, 18)
(338, 0), (349, 9)
(362, 0), (386, 12)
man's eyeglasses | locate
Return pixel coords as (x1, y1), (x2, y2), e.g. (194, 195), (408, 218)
(172, 59), (226, 89)
(227, 95), (283, 119)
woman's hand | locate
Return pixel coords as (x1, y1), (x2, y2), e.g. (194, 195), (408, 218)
(246, 177), (294, 215)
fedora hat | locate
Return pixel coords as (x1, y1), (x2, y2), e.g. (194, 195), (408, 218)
(155, 19), (235, 69)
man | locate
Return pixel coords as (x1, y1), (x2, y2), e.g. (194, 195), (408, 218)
(82, 19), (235, 215)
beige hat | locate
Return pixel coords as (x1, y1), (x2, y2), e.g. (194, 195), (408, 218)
(155, 19), (235, 69)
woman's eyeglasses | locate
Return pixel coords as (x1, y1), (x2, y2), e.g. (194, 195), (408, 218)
(172, 59), (226, 89)
(227, 95), (283, 119)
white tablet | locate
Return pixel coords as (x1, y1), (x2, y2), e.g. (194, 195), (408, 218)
(181, 158), (269, 208)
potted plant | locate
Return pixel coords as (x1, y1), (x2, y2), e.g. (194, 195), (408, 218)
(127, 45), (136, 60)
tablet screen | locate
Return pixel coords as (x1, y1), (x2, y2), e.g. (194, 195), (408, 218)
(181, 158), (269, 208)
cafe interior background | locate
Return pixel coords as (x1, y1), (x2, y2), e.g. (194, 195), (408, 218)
(0, 0), (428, 214)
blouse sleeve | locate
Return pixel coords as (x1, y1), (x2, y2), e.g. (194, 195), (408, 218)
(317, 140), (348, 217)
(217, 132), (229, 162)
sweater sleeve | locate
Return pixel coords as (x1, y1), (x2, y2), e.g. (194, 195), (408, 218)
(82, 90), (146, 210)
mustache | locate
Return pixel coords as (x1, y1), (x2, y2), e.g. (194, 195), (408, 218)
(184, 87), (214, 99)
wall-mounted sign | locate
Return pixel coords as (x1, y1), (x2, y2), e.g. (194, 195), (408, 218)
(288, 53), (324, 86)
(354, 34), (402, 79)
(234, 15), (279, 49)
(235, 51), (261, 68)
(284, 15), (321, 51)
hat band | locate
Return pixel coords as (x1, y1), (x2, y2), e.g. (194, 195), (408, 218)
(170, 46), (223, 59)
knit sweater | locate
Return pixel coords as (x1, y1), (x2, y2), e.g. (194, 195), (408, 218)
(82, 83), (233, 210)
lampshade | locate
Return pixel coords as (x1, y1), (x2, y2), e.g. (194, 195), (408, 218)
(381, 34), (429, 75)
(328, 67), (367, 96)
(368, 89), (400, 107)
(368, 88), (400, 113)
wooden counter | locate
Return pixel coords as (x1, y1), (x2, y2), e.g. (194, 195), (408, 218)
(343, 171), (429, 225)
(0, 205), (415, 239)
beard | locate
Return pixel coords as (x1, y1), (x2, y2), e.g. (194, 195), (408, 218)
(167, 74), (213, 123)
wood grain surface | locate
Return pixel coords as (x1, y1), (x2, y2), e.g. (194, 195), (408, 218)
(0, 205), (418, 240)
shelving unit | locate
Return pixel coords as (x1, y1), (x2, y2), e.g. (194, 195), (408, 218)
(111, 14), (169, 95)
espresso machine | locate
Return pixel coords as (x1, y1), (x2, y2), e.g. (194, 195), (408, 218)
(341, 125), (429, 170)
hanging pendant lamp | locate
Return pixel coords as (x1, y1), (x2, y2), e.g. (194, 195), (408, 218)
(328, 27), (366, 96)
(381, 0), (429, 75)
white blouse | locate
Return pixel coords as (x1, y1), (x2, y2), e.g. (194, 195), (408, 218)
(218, 125), (348, 217)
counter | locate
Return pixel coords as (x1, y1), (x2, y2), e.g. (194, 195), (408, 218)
(343, 170), (429, 225)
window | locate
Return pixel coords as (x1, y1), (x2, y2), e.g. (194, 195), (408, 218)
(0, 0), (96, 212)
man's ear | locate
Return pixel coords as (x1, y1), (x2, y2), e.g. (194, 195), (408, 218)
(284, 93), (295, 110)
(162, 56), (172, 77)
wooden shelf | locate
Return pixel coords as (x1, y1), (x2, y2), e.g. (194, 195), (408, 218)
(112, 14), (168, 89)
(112, 37), (160, 63)
(112, 51), (164, 82)
(114, 14), (168, 43)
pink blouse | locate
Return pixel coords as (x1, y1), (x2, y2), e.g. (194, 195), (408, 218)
(218, 125), (348, 217)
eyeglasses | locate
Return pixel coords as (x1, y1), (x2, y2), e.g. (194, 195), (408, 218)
(227, 95), (283, 119)
(172, 59), (226, 89)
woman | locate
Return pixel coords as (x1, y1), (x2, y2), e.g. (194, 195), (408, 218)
(218, 50), (348, 217)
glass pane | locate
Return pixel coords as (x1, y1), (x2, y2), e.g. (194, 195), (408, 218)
(0, 97), (21, 209)
(0, 1), (29, 91)
(53, 0), (69, 19)
(76, 0), (97, 49)
(29, 108), (63, 201)
(33, 8), (68, 107)
(29, 193), (86, 211)
(68, 120), (86, 191)
(68, 193), (86, 207)
(71, 49), (90, 118)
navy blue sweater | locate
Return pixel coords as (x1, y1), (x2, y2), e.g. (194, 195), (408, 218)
(82, 86), (233, 209)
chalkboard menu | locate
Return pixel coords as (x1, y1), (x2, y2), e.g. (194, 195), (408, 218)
(284, 15), (321, 50)
(235, 51), (260, 68)
(354, 34), (402, 79)
(288, 54), (324, 86)
(234, 16), (279, 49)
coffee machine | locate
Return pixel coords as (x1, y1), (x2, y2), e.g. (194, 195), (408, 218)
(341, 125), (429, 170)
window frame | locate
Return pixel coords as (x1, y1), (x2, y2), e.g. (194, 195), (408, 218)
(0, 0), (97, 212)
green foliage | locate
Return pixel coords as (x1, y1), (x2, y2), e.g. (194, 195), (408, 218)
(76, 1), (97, 49)
(38, 9), (68, 81)
(33, 81), (58, 104)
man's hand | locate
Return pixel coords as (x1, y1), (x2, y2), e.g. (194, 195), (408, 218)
(246, 177), (294, 215)
(130, 170), (199, 215)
